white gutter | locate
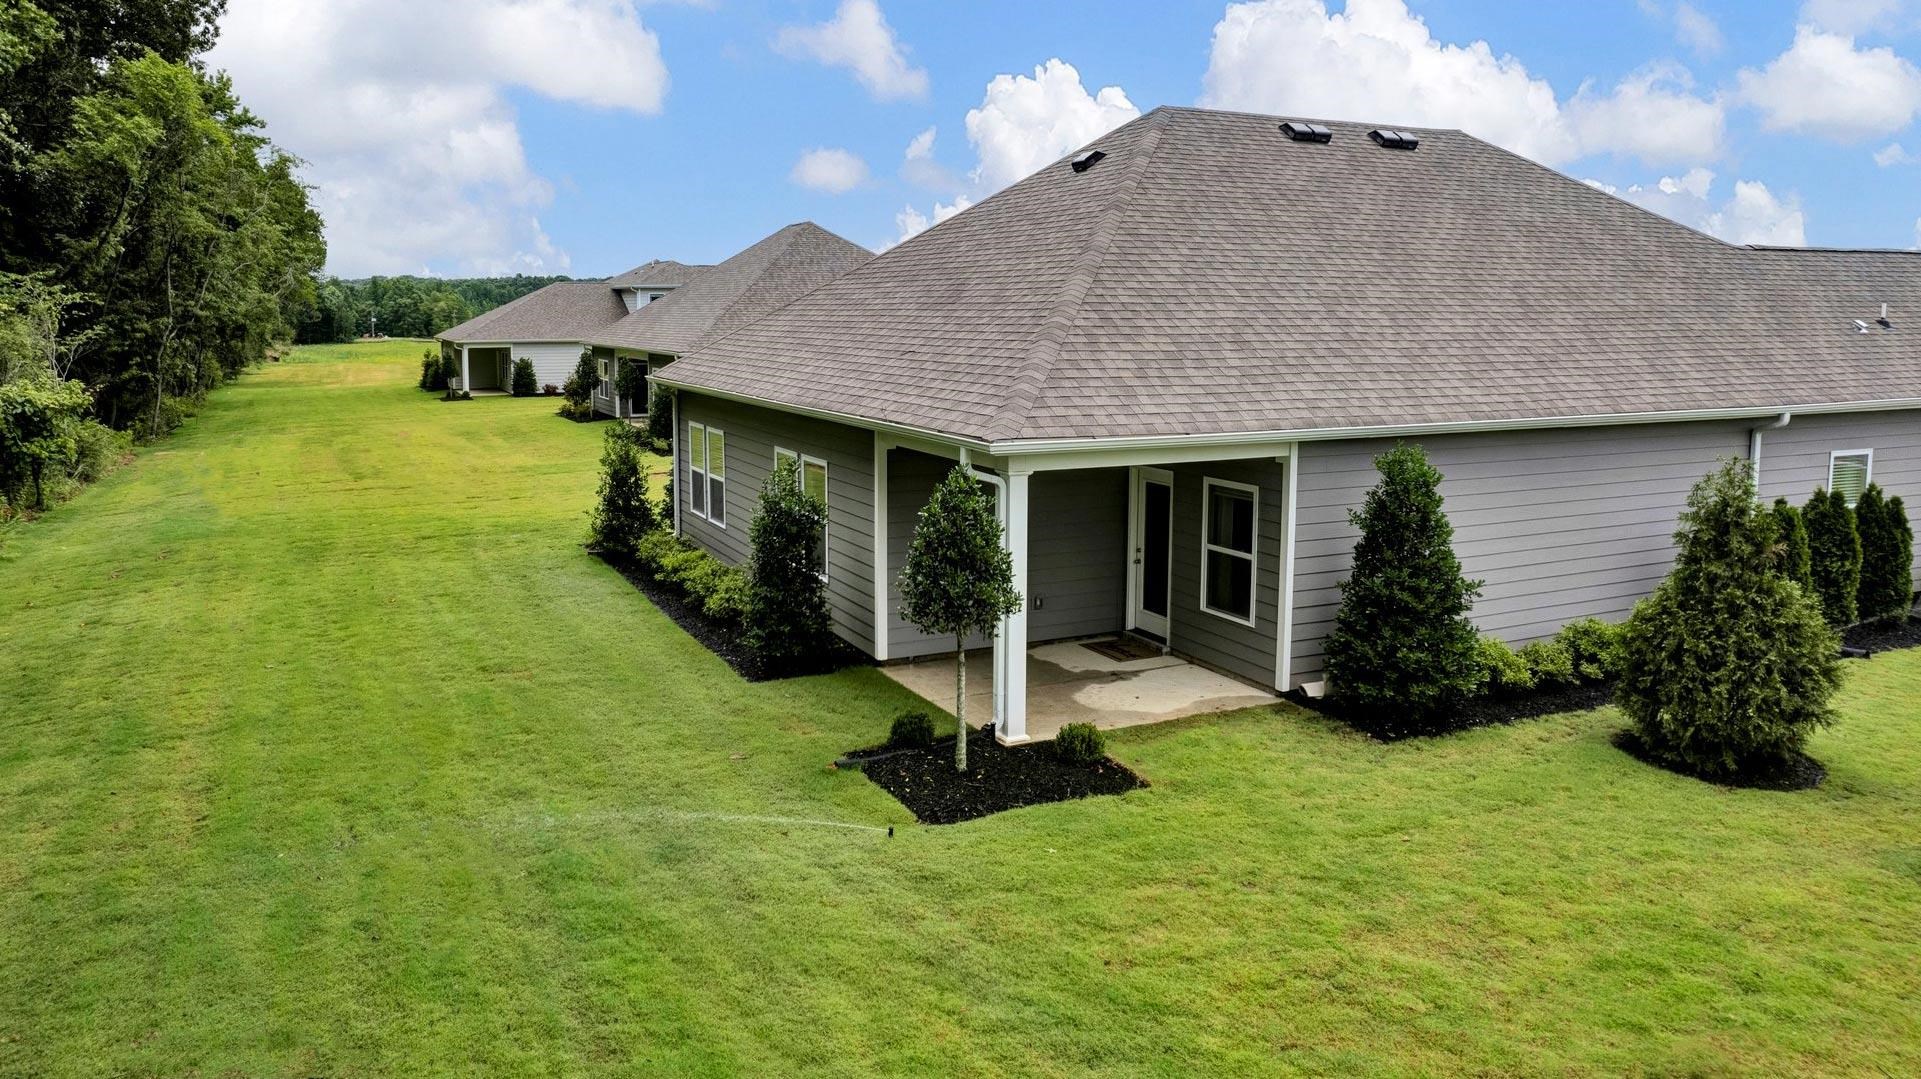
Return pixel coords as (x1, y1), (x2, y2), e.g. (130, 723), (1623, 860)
(650, 375), (1921, 461)
(1749, 412), (1792, 489)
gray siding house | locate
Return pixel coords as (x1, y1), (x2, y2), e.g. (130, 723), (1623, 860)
(654, 107), (1921, 743)
(583, 223), (872, 422)
(436, 259), (708, 400)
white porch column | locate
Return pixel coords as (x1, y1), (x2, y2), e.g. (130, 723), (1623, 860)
(997, 469), (1031, 744)
(459, 345), (470, 390)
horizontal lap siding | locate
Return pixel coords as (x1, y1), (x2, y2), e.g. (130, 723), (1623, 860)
(1028, 470), (1128, 641)
(1291, 421), (1751, 686)
(1168, 458), (1284, 689)
(887, 450), (987, 658)
(677, 394), (877, 654)
(505, 342), (583, 392)
(1758, 410), (1921, 588)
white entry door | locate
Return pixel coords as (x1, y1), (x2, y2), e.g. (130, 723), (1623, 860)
(1131, 467), (1173, 637)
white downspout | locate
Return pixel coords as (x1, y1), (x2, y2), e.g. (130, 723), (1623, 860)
(1750, 412), (1791, 495)
(671, 390), (682, 538)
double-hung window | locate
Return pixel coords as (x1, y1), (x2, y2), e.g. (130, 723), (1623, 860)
(1830, 450), (1872, 507)
(597, 354), (610, 397)
(1201, 478), (1259, 625)
(687, 423), (726, 525)
(776, 448), (829, 580)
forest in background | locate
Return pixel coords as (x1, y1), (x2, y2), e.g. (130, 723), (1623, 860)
(297, 274), (572, 344)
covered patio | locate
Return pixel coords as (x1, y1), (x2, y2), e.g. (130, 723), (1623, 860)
(880, 635), (1278, 742)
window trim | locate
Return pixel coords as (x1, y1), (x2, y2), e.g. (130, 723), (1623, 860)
(1199, 476), (1260, 628)
(706, 426), (726, 528)
(687, 421), (708, 520)
(776, 447), (830, 582)
(1829, 449), (1873, 506)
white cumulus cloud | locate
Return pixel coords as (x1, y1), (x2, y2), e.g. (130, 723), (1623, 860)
(1673, 3), (1725, 54)
(894, 195), (972, 244)
(1589, 169), (1807, 246)
(1736, 25), (1921, 141)
(899, 126), (959, 191)
(1799, 0), (1908, 34)
(789, 147), (870, 193)
(209, 0), (668, 277)
(1199, 0), (1724, 167)
(775, 0), (928, 102)
(1875, 142), (1918, 164)
(963, 59), (1140, 191)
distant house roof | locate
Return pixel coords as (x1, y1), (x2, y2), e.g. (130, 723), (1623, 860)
(437, 281), (629, 345)
(606, 259), (711, 290)
(588, 223), (872, 356)
(657, 106), (1921, 447)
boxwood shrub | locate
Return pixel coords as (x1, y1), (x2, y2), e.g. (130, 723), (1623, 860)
(1053, 722), (1106, 765)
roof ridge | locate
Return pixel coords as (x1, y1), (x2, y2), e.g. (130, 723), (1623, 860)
(984, 110), (1169, 441)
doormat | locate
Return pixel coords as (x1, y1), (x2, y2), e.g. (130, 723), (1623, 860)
(1083, 636), (1161, 663)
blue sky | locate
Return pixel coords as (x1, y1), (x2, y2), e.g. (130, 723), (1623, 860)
(209, 0), (1921, 278)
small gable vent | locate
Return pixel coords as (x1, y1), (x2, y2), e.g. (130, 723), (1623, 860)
(1279, 121), (1333, 143)
(1369, 129), (1420, 151)
(1070, 149), (1106, 173)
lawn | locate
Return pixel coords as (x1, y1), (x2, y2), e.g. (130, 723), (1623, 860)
(3, 340), (1919, 1076)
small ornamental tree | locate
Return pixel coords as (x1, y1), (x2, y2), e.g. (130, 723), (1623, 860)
(1804, 487), (1861, 625)
(561, 348), (599, 411)
(1323, 443), (1483, 734)
(614, 359), (647, 414)
(1855, 484), (1913, 622)
(647, 384), (674, 443)
(588, 425), (654, 559)
(1618, 459), (1840, 779)
(510, 357), (538, 397)
(437, 352), (460, 400)
(745, 457), (833, 675)
(0, 373), (91, 510)
(1770, 497), (1813, 595)
(898, 464), (1022, 772)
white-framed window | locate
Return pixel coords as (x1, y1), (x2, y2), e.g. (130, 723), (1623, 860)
(776, 447), (830, 580)
(1200, 477), (1259, 626)
(1830, 449), (1873, 507)
(687, 422), (724, 525)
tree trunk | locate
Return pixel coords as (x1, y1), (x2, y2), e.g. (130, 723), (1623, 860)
(954, 634), (968, 773)
(30, 461), (44, 510)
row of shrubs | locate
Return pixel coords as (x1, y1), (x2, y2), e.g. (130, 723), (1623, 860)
(1328, 446), (1871, 781)
(1773, 487), (1913, 627)
(888, 710), (1107, 764)
(589, 423), (836, 675)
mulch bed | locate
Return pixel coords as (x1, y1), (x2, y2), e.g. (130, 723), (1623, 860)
(1611, 729), (1826, 791)
(1842, 614), (1921, 655)
(597, 551), (868, 683)
(1289, 681), (1615, 742)
(842, 726), (1148, 824)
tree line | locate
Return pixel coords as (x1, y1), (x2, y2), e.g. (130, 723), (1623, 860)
(0, 0), (329, 518)
(297, 274), (570, 344)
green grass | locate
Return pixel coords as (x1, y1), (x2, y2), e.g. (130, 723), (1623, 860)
(3, 340), (1919, 1075)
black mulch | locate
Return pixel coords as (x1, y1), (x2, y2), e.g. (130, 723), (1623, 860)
(842, 726), (1148, 825)
(1842, 614), (1921, 655)
(1289, 681), (1616, 742)
(1611, 729), (1826, 791)
(596, 551), (868, 683)
(560, 412), (607, 424)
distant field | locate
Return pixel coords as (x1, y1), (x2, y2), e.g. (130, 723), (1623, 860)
(2, 341), (1918, 1075)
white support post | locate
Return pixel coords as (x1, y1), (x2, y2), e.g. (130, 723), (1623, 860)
(459, 345), (470, 391)
(1275, 443), (1300, 693)
(873, 434), (891, 661)
(998, 469), (1031, 744)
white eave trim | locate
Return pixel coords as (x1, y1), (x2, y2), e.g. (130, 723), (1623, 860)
(646, 381), (1921, 461)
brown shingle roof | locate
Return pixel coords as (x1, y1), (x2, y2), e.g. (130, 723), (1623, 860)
(659, 106), (1921, 445)
(437, 281), (629, 344)
(588, 223), (872, 356)
(606, 259), (711, 289)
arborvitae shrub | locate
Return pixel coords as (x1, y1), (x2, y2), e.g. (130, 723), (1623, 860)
(562, 349), (598, 411)
(745, 457), (833, 675)
(888, 711), (935, 748)
(1474, 637), (1535, 698)
(1324, 444), (1483, 733)
(1771, 497), (1814, 595)
(647, 384), (673, 442)
(1619, 459), (1841, 780)
(1804, 487), (1861, 625)
(1554, 617), (1627, 683)
(510, 357), (538, 397)
(418, 351), (446, 391)
(1053, 722), (1106, 765)
(588, 425), (654, 559)
(1855, 484), (1913, 622)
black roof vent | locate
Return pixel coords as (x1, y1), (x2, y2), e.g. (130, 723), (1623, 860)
(1369, 129), (1420, 151)
(1070, 149), (1106, 173)
(1279, 121), (1333, 143)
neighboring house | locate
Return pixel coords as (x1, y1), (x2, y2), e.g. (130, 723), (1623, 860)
(582, 223), (872, 421)
(652, 106), (1921, 744)
(435, 260), (708, 397)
